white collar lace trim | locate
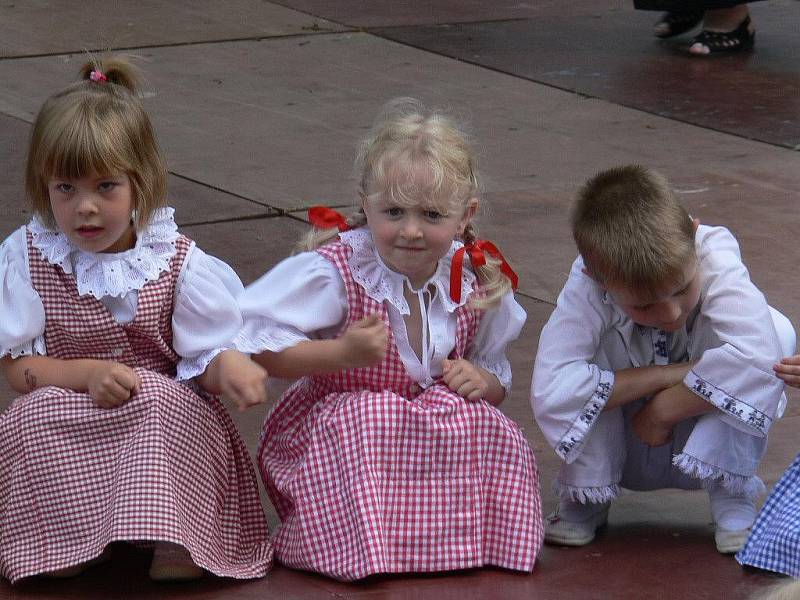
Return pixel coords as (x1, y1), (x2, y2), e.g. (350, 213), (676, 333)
(339, 227), (475, 315)
(29, 207), (180, 299)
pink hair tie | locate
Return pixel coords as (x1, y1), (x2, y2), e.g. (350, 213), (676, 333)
(89, 69), (108, 83)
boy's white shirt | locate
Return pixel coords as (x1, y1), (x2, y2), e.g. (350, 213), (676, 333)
(235, 227), (525, 395)
(532, 224), (788, 465)
(0, 208), (244, 381)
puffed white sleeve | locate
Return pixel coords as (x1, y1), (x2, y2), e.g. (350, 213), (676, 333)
(682, 226), (787, 437)
(531, 257), (617, 463)
(467, 290), (526, 398)
(235, 252), (348, 354)
(172, 244), (245, 381)
(0, 228), (46, 359)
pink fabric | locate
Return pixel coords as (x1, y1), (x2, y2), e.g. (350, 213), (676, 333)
(259, 239), (543, 581)
(0, 231), (272, 583)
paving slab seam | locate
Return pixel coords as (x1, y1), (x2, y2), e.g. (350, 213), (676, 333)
(0, 30), (353, 63)
(515, 292), (555, 307)
(258, 0), (352, 28)
(365, 17), (537, 30)
(168, 172), (282, 212)
(365, 31), (799, 152)
(265, 0), (542, 29)
(180, 213), (285, 228)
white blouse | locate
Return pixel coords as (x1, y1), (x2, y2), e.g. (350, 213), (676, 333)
(236, 227), (526, 395)
(0, 207), (243, 381)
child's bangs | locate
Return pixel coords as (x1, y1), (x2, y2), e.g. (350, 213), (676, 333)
(367, 149), (468, 214)
(42, 108), (131, 181)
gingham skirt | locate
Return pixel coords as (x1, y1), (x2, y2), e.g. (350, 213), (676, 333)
(260, 382), (543, 581)
(0, 369), (273, 582)
(737, 452), (800, 577)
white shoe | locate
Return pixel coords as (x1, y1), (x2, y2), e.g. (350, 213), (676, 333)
(544, 503), (610, 546)
(708, 483), (756, 554)
(714, 526), (750, 554)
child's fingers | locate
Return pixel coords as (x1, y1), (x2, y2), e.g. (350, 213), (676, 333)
(130, 369), (142, 395)
(106, 375), (133, 397)
(442, 362), (464, 386)
(773, 363), (800, 377)
(97, 380), (131, 406)
(243, 379), (268, 408)
(780, 354), (800, 366)
(114, 367), (139, 393)
(227, 375), (269, 411)
(456, 381), (482, 401)
(776, 372), (800, 389)
(464, 387), (483, 402)
(354, 313), (381, 329)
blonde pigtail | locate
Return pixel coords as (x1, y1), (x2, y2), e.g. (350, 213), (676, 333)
(462, 222), (513, 310)
(297, 207), (367, 252)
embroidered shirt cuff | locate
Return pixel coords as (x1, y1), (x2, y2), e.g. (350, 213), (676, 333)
(684, 345), (784, 436)
(176, 347), (225, 381)
(555, 368), (615, 463)
(684, 369), (776, 437)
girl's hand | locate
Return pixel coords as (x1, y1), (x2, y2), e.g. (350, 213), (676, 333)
(774, 355), (800, 388)
(340, 314), (388, 369)
(88, 361), (140, 408)
(442, 358), (488, 401)
(216, 350), (268, 411)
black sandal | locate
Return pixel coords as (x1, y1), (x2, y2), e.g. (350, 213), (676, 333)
(654, 11), (704, 39)
(690, 16), (755, 55)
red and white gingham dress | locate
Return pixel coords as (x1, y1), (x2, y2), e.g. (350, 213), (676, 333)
(259, 240), (543, 581)
(0, 231), (273, 583)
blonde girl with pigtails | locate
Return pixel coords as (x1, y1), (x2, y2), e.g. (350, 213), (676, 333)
(236, 97), (543, 581)
(0, 57), (272, 583)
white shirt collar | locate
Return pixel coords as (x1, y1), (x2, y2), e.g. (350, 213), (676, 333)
(339, 227), (475, 315)
(29, 207), (180, 299)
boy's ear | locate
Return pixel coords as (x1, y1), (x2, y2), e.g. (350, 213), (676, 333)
(692, 217), (700, 233)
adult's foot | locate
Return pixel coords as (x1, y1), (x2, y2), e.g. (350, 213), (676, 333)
(690, 6), (755, 56)
(654, 11), (704, 38)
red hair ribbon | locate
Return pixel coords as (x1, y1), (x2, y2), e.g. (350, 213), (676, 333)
(89, 69), (108, 83)
(308, 206), (351, 232)
(450, 240), (519, 303)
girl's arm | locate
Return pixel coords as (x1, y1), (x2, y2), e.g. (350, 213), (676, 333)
(252, 314), (388, 378)
(1, 355), (140, 408)
(465, 288), (527, 406)
(195, 349), (268, 411)
(171, 246), (270, 411)
(238, 252), (355, 379)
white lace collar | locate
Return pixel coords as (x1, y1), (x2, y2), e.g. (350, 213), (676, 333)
(339, 227), (475, 315)
(29, 207), (180, 299)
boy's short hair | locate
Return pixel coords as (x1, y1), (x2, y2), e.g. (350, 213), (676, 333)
(571, 165), (695, 294)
